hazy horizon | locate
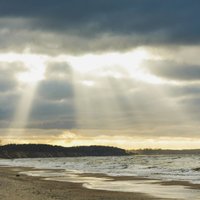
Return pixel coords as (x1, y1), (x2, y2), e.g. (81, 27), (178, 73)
(1, 1), (200, 149)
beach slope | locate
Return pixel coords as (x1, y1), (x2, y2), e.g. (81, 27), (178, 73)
(0, 167), (162, 200)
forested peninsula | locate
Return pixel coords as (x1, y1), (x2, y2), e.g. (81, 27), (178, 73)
(0, 144), (128, 159)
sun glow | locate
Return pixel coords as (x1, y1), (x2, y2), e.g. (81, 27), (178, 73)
(0, 53), (47, 85)
(16, 55), (47, 85)
(65, 48), (163, 84)
(0, 49), (168, 87)
(17, 65), (45, 84)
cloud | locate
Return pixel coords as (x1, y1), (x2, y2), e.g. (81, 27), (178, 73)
(0, 62), (25, 92)
(45, 62), (73, 79)
(0, 76), (16, 93)
(28, 76), (183, 130)
(164, 84), (200, 98)
(0, 92), (20, 125)
(0, 62), (27, 124)
(37, 79), (74, 101)
(145, 60), (200, 81)
(0, 1), (200, 53)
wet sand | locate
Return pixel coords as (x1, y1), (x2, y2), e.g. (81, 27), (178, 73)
(0, 167), (199, 200)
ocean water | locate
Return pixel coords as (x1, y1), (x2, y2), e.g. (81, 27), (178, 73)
(1, 155), (200, 199)
(0, 155), (200, 184)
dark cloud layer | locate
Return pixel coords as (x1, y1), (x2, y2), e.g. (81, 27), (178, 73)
(0, 0), (200, 48)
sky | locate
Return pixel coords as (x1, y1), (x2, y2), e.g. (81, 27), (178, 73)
(0, 0), (200, 149)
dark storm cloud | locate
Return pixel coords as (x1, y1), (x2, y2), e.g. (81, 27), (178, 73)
(29, 100), (76, 123)
(0, 93), (18, 130)
(37, 79), (74, 101)
(0, 0), (200, 46)
(28, 92), (76, 129)
(28, 66), (76, 128)
(164, 84), (200, 99)
(146, 61), (200, 81)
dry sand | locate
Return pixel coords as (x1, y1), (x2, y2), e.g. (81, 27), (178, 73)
(0, 167), (171, 200)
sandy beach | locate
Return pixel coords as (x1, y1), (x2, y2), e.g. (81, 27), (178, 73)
(0, 167), (172, 200)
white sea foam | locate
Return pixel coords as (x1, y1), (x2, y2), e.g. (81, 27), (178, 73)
(0, 155), (199, 182)
(19, 170), (200, 200)
(1, 155), (200, 184)
(84, 180), (200, 200)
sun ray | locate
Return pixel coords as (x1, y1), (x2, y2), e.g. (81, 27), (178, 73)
(5, 54), (47, 137)
(58, 48), (191, 142)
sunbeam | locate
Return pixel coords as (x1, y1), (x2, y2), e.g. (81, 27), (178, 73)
(4, 54), (47, 136)
(54, 48), (184, 134)
(10, 84), (37, 129)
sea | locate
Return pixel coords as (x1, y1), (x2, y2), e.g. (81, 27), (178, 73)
(1, 155), (200, 199)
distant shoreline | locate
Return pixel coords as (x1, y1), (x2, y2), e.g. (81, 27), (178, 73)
(1, 144), (200, 159)
(0, 144), (129, 159)
(130, 149), (200, 155)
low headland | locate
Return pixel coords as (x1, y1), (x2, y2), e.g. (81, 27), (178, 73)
(0, 144), (129, 159)
(0, 144), (200, 159)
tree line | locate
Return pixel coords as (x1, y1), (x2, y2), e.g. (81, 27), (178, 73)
(0, 144), (128, 158)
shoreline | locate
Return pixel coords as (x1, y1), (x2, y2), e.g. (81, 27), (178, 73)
(0, 167), (200, 200)
(0, 167), (160, 200)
